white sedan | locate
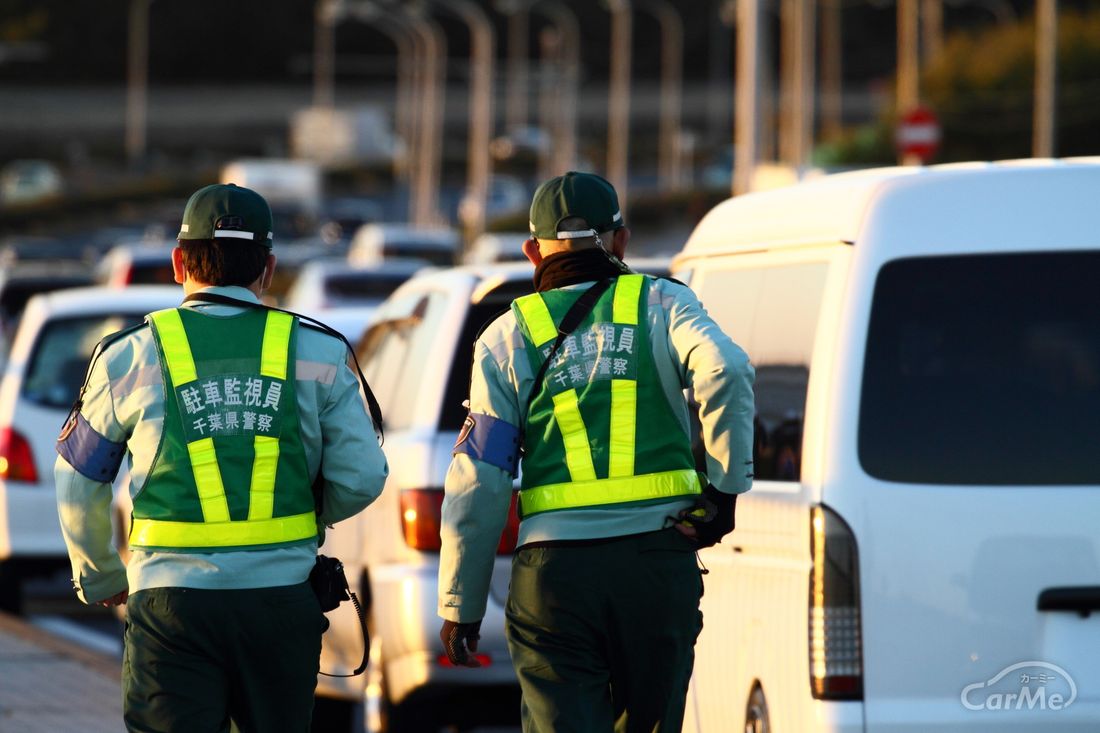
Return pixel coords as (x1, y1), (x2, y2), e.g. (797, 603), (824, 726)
(0, 286), (181, 613)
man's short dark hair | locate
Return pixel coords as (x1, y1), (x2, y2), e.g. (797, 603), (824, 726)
(179, 239), (268, 287)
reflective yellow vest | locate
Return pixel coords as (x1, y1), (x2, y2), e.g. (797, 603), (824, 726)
(131, 307), (316, 552)
(512, 274), (701, 518)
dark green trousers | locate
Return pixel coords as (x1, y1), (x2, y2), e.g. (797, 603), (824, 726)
(505, 529), (704, 733)
(122, 583), (324, 733)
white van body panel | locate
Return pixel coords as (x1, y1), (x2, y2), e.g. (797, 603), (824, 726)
(676, 162), (1100, 732)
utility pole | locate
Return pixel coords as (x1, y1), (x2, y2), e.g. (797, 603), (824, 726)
(921, 0), (943, 63)
(820, 0), (843, 141)
(125, 0), (150, 167)
(606, 0), (633, 209)
(734, 0), (762, 195)
(1033, 0), (1057, 158)
(897, 0), (921, 163)
(780, 0), (816, 170)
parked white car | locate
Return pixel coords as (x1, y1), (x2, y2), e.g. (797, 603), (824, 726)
(0, 286), (181, 612)
(318, 258), (670, 731)
(282, 259), (426, 312)
(347, 224), (460, 268)
(674, 160), (1100, 732)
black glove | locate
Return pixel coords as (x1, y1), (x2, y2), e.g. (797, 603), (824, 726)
(678, 485), (737, 548)
(440, 619), (483, 667)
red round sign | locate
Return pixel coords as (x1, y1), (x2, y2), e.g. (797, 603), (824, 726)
(896, 106), (941, 163)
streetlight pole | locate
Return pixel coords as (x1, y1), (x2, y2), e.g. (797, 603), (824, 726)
(430, 0), (495, 237)
(533, 1), (580, 176)
(125, 0), (150, 167)
(734, 0), (762, 195)
(1033, 0), (1057, 157)
(637, 0), (684, 192)
(498, 1), (531, 133)
(606, 0), (633, 209)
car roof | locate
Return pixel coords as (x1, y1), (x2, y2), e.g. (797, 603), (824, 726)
(678, 159), (1100, 262)
(300, 257), (430, 277)
(394, 257), (671, 305)
(29, 285), (182, 317)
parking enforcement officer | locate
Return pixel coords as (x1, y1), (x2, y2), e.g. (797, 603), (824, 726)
(437, 172), (754, 732)
(55, 183), (388, 733)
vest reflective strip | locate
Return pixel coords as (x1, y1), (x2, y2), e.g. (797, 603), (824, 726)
(130, 510), (317, 549)
(521, 468), (702, 517)
(151, 310), (198, 385)
(608, 379), (636, 477)
(612, 274), (644, 325)
(260, 311), (293, 380)
(609, 275), (643, 477)
(250, 311), (293, 520)
(516, 293), (558, 347)
(188, 437), (231, 522)
(552, 389), (597, 481)
(248, 436), (280, 520)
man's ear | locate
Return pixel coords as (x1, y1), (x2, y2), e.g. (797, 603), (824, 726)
(259, 253), (276, 292)
(522, 237), (543, 267)
(611, 228), (630, 261)
(171, 246), (187, 285)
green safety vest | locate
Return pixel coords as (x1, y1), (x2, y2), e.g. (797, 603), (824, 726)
(512, 274), (701, 518)
(131, 307), (316, 552)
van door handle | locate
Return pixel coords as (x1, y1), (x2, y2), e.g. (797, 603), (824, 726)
(1037, 586), (1100, 618)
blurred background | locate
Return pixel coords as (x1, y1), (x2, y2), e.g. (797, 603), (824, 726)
(0, 0), (1097, 251)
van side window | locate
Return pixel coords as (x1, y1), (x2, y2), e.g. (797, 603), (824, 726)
(860, 252), (1100, 484)
(696, 262), (829, 482)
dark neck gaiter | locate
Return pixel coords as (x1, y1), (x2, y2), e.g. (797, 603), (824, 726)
(532, 248), (630, 292)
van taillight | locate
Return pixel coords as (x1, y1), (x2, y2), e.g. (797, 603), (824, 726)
(809, 505), (863, 700)
(400, 489), (521, 554)
(400, 490), (445, 550)
(0, 427), (38, 483)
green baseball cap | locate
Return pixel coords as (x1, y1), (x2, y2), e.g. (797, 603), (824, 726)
(177, 183), (274, 247)
(528, 171), (624, 240)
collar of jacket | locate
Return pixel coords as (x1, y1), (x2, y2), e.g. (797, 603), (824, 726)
(532, 248), (630, 292)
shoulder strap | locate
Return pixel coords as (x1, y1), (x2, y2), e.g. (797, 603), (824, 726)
(525, 278), (614, 414)
(182, 292), (384, 442)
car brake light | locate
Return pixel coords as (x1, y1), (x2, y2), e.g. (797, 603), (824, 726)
(400, 489), (522, 554)
(0, 427), (38, 483)
(400, 490), (444, 550)
(436, 653), (493, 668)
(809, 505), (863, 700)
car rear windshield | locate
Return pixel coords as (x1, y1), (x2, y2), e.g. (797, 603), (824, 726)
(326, 272), (413, 303)
(23, 315), (143, 409)
(859, 252), (1100, 485)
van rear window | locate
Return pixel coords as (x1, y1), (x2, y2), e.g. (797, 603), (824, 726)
(859, 252), (1100, 484)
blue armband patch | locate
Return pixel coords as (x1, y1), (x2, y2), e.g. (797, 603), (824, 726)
(453, 412), (521, 476)
(56, 412), (126, 483)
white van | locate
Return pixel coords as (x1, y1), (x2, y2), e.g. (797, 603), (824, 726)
(674, 161), (1100, 732)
